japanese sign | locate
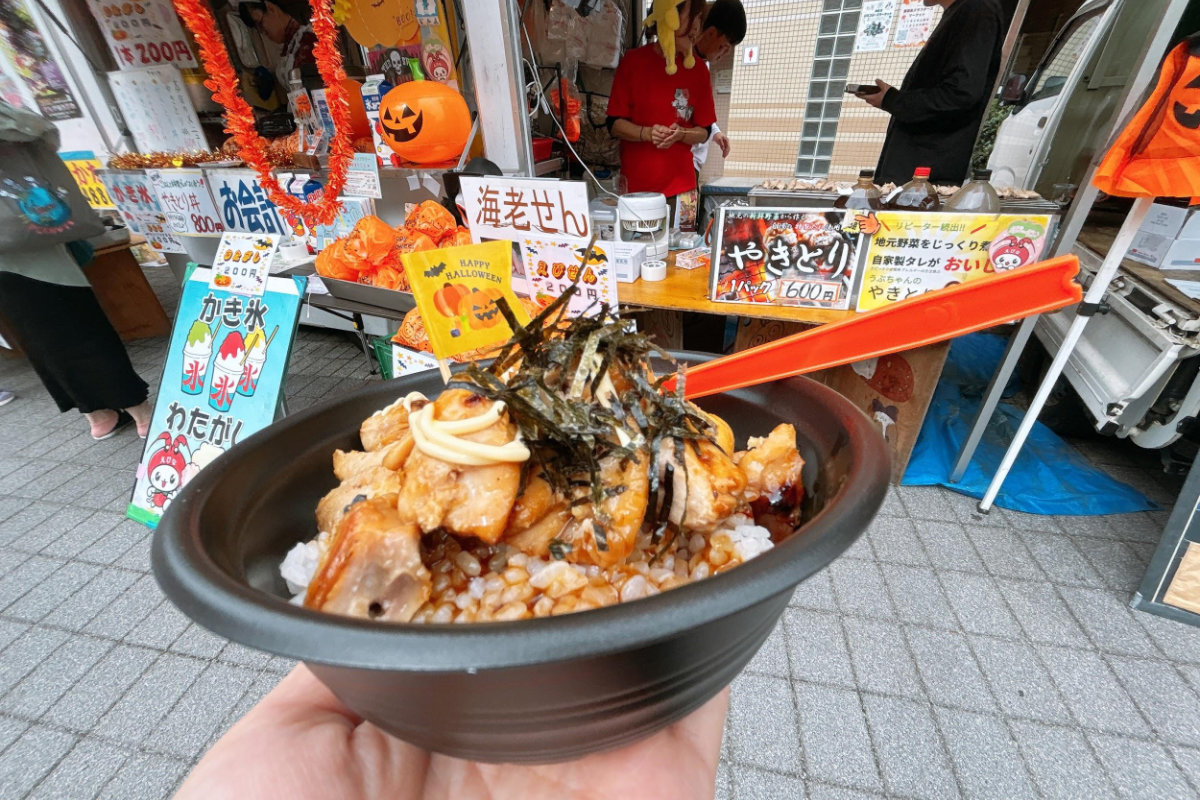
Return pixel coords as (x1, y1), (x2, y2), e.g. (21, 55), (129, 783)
(460, 176), (591, 245)
(855, 0), (896, 53)
(87, 0), (197, 69)
(893, 0), (938, 47)
(522, 239), (619, 317)
(710, 207), (861, 310)
(204, 169), (288, 237)
(344, 153), (382, 199)
(0, 0), (81, 120)
(210, 232), (279, 296)
(108, 65), (206, 152)
(856, 212), (1054, 311)
(127, 268), (305, 528)
(147, 169), (224, 235)
(97, 169), (186, 253)
(403, 240), (530, 360)
(60, 151), (114, 209)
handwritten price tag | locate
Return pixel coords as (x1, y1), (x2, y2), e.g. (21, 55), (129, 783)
(210, 232), (279, 297)
(148, 169), (225, 236)
(60, 151), (113, 209)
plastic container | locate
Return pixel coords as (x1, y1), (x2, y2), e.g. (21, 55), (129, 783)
(532, 137), (555, 162)
(886, 167), (940, 211)
(834, 169), (883, 211)
(944, 169), (1001, 213)
(617, 192), (669, 260)
(152, 356), (889, 763)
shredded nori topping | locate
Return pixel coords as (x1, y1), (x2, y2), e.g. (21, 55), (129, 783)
(450, 283), (717, 539)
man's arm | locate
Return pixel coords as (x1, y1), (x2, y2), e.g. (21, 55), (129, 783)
(879, 7), (1001, 125)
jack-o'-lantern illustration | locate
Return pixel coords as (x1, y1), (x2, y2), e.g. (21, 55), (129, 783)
(460, 287), (504, 329)
(378, 81), (471, 164)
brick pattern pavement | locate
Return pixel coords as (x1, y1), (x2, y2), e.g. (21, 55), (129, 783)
(1, 266), (1199, 798)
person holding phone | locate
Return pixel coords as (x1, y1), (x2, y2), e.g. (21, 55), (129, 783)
(852, 0), (1005, 185)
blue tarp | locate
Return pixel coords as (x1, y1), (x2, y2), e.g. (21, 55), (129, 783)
(902, 333), (1155, 515)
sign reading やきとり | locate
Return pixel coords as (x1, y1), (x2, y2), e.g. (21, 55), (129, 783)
(856, 212), (1053, 311)
(127, 268), (304, 527)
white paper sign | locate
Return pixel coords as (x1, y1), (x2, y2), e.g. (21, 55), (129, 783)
(344, 153), (383, 198)
(210, 232), (280, 296)
(108, 65), (206, 152)
(147, 169), (225, 236)
(87, 0), (197, 69)
(98, 169), (187, 254)
(855, 0), (897, 52)
(521, 238), (619, 317)
(459, 176), (591, 245)
(204, 169), (290, 237)
(392, 344), (440, 377)
(893, 0), (938, 47)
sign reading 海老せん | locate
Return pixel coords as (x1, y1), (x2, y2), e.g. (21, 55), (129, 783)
(709, 207), (862, 310)
(855, 212), (1054, 311)
(126, 268), (305, 528)
(459, 177), (591, 244)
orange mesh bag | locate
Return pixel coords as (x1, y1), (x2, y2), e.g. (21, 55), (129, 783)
(438, 225), (473, 248)
(345, 215), (398, 264)
(392, 307), (432, 351)
(315, 239), (358, 282)
(404, 200), (457, 240)
(1094, 37), (1200, 203)
(394, 227), (438, 253)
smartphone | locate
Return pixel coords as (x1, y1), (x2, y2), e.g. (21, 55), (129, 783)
(845, 83), (881, 95)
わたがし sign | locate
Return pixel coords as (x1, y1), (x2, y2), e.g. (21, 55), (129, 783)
(522, 239), (619, 317)
(127, 268), (305, 527)
(403, 240), (530, 361)
(59, 152), (113, 209)
(710, 207), (861, 310)
(856, 213), (1053, 311)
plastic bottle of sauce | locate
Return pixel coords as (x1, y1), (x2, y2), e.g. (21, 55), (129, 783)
(834, 169), (883, 210)
(944, 169), (1002, 213)
(887, 167), (940, 211)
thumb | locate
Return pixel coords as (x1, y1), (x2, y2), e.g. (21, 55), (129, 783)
(875, 79), (888, 90)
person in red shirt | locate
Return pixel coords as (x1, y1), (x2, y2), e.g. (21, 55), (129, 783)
(606, 0), (716, 205)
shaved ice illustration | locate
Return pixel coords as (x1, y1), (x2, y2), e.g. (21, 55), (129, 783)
(209, 331), (245, 412)
(181, 320), (213, 395)
(237, 326), (272, 397)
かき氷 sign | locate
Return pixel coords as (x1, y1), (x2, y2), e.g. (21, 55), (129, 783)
(126, 268), (305, 527)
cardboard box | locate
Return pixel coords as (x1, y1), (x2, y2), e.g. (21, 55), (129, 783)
(1128, 203), (1188, 267)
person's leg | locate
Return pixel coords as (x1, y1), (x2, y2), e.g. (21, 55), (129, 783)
(0, 273), (149, 436)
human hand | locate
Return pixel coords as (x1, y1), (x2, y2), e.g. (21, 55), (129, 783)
(176, 664), (730, 800)
(651, 124), (684, 148)
(858, 79), (891, 109)
(714, 132), (731, 158)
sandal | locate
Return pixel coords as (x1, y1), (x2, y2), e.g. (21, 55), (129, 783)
(92, 410), (134, 441)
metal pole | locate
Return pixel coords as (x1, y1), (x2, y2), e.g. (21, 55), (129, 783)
(979, 196), (1153, 511)
(949, 315), (1036, 483)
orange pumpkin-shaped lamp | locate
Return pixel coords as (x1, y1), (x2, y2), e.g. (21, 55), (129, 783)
(378, 81), (472, 165)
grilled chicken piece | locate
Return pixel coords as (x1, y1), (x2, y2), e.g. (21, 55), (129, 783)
(360, 396), (414, 452)
(574, 451), (650, 566)
(735, 423), (804, 503)
(316, 449), (401, 534)
(660, 437), (747, 532)
(306, 496), (430, 622)
(397, 389), (522, 544)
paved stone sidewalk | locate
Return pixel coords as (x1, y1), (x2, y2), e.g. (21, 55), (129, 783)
(1, 265), (1199, 798)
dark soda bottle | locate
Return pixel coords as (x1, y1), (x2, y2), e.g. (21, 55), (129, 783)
(887, 167), (940, 211)
(834, 169), (883, 210)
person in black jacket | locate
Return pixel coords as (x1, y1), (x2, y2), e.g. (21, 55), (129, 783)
(854, 0), (1005, 185)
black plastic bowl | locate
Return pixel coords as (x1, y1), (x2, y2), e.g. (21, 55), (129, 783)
(153, 356), (889, 763)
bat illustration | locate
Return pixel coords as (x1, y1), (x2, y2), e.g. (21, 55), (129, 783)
(424, 261), (447, 278)
(576, 247), (609, 265)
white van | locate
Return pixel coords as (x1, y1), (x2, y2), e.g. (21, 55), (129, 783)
(987, 0), (1118, 190)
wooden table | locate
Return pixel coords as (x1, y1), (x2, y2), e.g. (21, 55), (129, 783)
(618, 252), (947, 483)
(84, 235), (170, 342)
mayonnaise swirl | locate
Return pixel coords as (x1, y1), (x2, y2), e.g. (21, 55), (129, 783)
(402, 392), (530, 466)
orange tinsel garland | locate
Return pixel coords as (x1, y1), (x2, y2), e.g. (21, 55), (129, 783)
(170, 0), (353, 225)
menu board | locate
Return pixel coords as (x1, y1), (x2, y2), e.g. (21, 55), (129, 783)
(856, 212), (1054, 311)
(522, 238), (619, 317)
(855, 0), (896, 53)
(147, 169), (225, 236)
(203, 169), (289, 237)
(709, 207), (861, 310)
(108, 65), (206, 152)
(98, 168), (186, 254)
(87, 0), (197, 69)
(127, 268), (304, 528)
